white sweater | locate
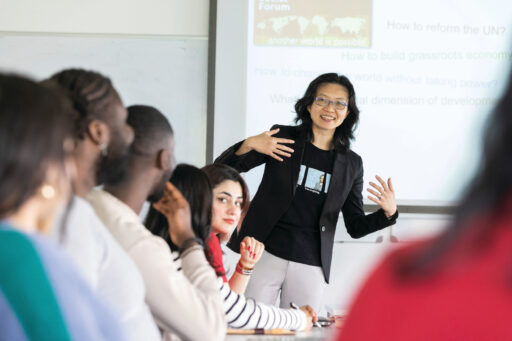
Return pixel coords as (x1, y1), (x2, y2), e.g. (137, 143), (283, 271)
(87, 189), (226, 341)
(53, 196), (161, 341)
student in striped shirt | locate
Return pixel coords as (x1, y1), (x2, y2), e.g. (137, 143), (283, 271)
(146, 164), (317, 331)
(0, 74), (123, 341)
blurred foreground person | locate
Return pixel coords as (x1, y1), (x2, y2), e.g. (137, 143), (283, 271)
(0, 74), (123, 341)
(337, 67), (512, 340)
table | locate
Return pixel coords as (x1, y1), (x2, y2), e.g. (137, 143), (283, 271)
(225, 326), (338, 340)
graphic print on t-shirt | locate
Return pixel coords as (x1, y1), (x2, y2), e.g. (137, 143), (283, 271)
(298, 165), (331, 194)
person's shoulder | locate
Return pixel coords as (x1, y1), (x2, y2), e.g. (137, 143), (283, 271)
(127, 223), (174, 257)
(20, 230), (96, 291)
(0, 227), (40, 263)
(71, 195), (96, 213)
(87, 188), (122, 213)
(337, 148), (363, 171)
(68, 196), (122, 249)
(68, 196), (108, 234)
(0, 226), (83, 288)
(343, 148), (362, 161)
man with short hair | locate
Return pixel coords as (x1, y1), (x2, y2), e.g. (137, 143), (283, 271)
(87, 105), (226, 341)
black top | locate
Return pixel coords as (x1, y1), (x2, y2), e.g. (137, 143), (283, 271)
(215, 124), (398, 283)
(266, 142), (334, 266)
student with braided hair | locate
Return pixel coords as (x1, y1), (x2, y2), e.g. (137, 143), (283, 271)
(45, 69), (161, 341)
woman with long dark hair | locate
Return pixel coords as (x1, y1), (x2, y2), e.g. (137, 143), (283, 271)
(201, 163), (267, 294)
(337, 66), (512, 340)
(146, 164), (317, 331)
(0, 74), (123, 340)
(216, 73), (399, 311)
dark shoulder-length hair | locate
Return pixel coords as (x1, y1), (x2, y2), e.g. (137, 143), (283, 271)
(0, 73), (74, 219)
(294, 73), (360, 152)
(145, 164), (214, 260)
(400, 65), (512, 277)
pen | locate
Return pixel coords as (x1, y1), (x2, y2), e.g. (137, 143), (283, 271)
(289, 302), (322, 328)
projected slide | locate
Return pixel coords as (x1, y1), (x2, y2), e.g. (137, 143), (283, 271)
(244, 0), (512, 204)
(254, 0), (372, 47)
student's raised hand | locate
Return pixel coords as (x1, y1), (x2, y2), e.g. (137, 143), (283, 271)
(235, 128), (294, 162)
(239, 236), (264, 268)
(300, 305), (317, 331)
(153, 182), (195, 248)
(367, 175), (397, 218)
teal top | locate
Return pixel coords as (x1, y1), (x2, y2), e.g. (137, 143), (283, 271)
(0, 223), (124, 341)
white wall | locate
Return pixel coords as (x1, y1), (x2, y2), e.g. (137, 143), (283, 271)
(0, 0), (210, 167)
(0, 0), (208, 36)
(213, 0), (248, 158)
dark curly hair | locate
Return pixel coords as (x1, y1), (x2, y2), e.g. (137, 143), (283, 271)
(294, 73), (359, 152)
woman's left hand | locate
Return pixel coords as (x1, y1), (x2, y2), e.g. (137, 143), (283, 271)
(239, 236), (265, 269)
(367, 175), (397, 218)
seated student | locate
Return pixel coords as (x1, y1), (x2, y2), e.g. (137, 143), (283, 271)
(146, 163), (317, 331)
(45, 69), (161, 341)
(87, 105), (226, 341)
(336, 66), (512, 340)
(149, 161), (265, 295)
(201, 164), (264, 295)
(0, 74), (123, 341)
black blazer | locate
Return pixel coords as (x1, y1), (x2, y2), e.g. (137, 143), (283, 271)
(215, 125), (397, 282)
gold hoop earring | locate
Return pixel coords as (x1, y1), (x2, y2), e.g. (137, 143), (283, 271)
(41, 184), (56, 199)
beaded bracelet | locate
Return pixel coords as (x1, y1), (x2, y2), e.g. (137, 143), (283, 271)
(236, 261), (253, 276)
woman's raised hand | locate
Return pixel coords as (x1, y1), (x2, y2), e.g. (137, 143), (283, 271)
(239, 236), (265, 268)
(235, 128), (294, 162)
(367, 175), (397, 218)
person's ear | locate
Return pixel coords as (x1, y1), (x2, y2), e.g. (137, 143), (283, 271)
(87, 119), (110, 151)
(156, 149), (169, 171)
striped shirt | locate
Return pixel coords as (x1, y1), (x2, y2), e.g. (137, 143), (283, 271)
(172, 251), (307, 331)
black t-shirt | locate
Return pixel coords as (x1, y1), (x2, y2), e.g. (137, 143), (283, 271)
(265, 142), (334, 266)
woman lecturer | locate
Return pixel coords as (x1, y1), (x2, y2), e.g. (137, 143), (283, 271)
(216, 73), (399, 311)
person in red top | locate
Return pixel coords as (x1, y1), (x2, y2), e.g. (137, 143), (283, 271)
(147, 161), (265, 288)
(146, 163), (317, 330)
(202, 163), (265, 293)
(336, 66), (512, 340)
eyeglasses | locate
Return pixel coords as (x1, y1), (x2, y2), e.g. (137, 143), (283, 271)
(314, 96), (348, 111)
